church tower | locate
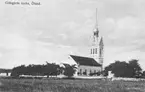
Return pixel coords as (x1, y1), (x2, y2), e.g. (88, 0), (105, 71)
(91, 9), (104, 65)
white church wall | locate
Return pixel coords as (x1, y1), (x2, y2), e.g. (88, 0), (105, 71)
(77, 65), (101, 76)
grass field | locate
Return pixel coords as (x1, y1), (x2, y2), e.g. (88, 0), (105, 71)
(0, 78), (145, 92)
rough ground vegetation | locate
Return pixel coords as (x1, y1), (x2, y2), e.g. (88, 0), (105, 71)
(0, 78), (145, 92)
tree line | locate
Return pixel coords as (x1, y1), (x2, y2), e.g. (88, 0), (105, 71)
(11, 59), (145, 78)
(11, 62), (76, 78)
(103, 59), (145, 78)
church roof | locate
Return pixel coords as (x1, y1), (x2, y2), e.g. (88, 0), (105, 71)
(70, 55), (102, 67)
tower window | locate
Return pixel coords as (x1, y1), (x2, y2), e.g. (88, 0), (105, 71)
(91, 49), (93, 54)
(100, 49), (102, 56)
(96, 48), (97, 54)
(91, 49), (92, 54)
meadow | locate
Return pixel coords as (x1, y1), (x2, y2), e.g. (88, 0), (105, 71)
(0, 78), (145, 92)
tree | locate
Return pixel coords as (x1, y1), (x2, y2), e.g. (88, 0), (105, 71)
(63, 64), (77, 78)
(128, 59), (142, 78)
(83, 71), (87, 75)
(110, 61), (132, 77)
(104, 59), (142, 78)
(44, 62), (61, 77)
(11, 65), (26, 77)
(142, 71), (145, 78)
(11, 62), (62, 78)
(102, 70), (108, 76)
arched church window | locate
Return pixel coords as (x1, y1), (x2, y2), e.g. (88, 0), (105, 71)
(90, 70), (92, 73)
(83, 69), (87, 75)
(85, 69), (87, 72)
(94, 70), (96, 73)
(80, 69), (82, 75)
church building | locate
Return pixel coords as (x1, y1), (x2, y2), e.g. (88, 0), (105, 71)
(70, 9), (104, 76)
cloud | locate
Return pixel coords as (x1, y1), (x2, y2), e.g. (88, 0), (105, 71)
(0, 53), (2, 58)
(103, 16), (145, 48)
(77, 9), (94, 18)
(61, 21), (80, 30)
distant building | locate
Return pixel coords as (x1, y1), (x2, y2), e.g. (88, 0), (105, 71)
(0, 69), (12, 77)
(70, 9), (104, 76)
(107, 71), (114, 78)
(0, 73), (11, 76)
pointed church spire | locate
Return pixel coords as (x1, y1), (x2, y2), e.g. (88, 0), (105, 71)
(95, 8), (98, 28)
(91, 9), (104, 67)
(93, 8), (99, 38)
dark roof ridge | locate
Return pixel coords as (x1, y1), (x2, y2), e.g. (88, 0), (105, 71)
(70, 55), (93, 59)
(70, 55), (102, 67)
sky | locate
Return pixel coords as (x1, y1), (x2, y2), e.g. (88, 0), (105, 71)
(0, 0), (145, 69)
